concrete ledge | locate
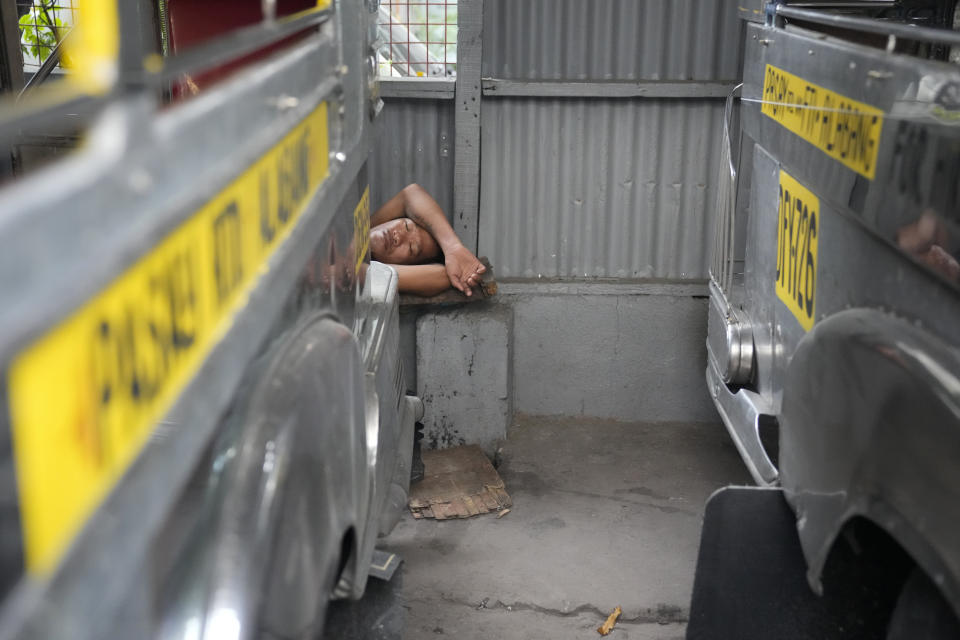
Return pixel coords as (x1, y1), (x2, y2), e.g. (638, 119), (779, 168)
(411, 279), (718, 449)
(509, 283), (716, 423)
(498, 279), (708, 297)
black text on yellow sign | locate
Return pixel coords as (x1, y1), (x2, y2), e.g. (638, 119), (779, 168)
(776, 170), (819, 332)
(8, 103), (329, 574)
(762, 64), (884, 180)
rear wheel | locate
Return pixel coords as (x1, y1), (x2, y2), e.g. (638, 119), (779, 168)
(887, 568), (960, 640)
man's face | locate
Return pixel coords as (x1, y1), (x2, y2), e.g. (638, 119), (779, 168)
(370, 218), (440, 264)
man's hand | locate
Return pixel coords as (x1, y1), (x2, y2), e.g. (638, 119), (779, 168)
(444, 244), (486, 296)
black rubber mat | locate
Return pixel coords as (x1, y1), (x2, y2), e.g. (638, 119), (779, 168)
(321, 562), (405, 640)
(369, 549), (403, 581)
(686, 487), (842, 640)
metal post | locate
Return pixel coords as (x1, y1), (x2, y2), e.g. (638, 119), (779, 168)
(453, 0), (482, 253)
(0, 1), (23, 178)
(0, 0), (24, 95)
(119, 0), (162, 83)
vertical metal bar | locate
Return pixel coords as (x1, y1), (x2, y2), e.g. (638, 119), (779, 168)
(262, 0), (277, 23)
(0, 0), (25, 94)
(0, 0), (24, 178)
(118, 0), (161, 82)
(454, 0), (482, 252)
(711, 84), (741, 295)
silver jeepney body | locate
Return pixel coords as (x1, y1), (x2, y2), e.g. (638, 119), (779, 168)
(707, 6), (960, 614)
(0, 2), (415, 638)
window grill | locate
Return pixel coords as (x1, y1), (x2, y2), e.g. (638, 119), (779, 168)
(378, 0), (457, 78)
(16, 0), (78, 77)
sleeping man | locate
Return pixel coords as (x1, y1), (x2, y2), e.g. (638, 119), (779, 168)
(370, 184), (486, 297)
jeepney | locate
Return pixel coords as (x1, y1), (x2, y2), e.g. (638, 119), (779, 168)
(707, 0), (960, 629)
(0, 1), (415, 637)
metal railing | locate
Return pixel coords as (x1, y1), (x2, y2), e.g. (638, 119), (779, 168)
(775, 3), (960, 48)
(0, 2), (333, 150)
(711, 83), (742, 295)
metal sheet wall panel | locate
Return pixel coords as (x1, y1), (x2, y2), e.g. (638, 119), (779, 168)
(369, 98), (456, 219)
(478, 98), (723, 279)
(482, 0), (742, 81)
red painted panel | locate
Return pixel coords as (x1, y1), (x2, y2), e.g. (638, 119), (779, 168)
(163, 0), (318, 98)
(166, 0), (317, 52)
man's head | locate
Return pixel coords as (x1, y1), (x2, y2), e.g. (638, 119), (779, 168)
(370, 218), (441, 264)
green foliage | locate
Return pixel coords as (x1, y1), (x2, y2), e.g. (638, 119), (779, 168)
(19, 2), (66, 64)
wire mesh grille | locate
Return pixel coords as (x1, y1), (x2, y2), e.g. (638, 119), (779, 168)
(378, 0), (457, 77)
(16, 0), (78, 75)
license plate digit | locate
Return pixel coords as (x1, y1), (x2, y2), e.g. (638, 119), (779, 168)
(776, 170), (819, 331)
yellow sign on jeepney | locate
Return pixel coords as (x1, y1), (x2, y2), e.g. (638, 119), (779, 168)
(762, 64), (884, 180)
(776, 170), (819, 332)
(8, 103), (329, 574)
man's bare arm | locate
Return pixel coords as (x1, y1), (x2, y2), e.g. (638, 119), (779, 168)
(370, 188), (407, 227)
(371, 184), (453, 237)
(372, 184), (486, 295)
(392, 263), (454, 297)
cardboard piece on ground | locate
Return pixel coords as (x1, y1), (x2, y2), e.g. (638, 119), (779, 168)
(408, 445), (512, 520)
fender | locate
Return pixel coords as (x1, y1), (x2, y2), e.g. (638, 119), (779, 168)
(779, 308), (960, 617)
(157, 313), (369, 640)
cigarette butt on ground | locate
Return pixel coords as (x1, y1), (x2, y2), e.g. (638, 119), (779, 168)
(496, 508), (511, 519)
(596, 606), (622, 636)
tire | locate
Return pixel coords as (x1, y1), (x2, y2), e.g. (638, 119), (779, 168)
(887, 568), (960, 640)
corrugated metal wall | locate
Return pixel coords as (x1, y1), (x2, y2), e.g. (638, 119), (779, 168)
(371, 1), (743, 280)
(483, 0), (741, 81)
(478, 0), (741, 280)
(479, 99), (722, 279)
(368, 99), (456, 218)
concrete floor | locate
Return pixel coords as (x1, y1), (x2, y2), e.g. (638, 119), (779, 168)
(381, 415), (751, 639)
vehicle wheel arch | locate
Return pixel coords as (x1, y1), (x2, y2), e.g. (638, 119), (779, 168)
(157, 312), (371, 639)
(814, 510), (959, 631)
(778, 308), (960, 623)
